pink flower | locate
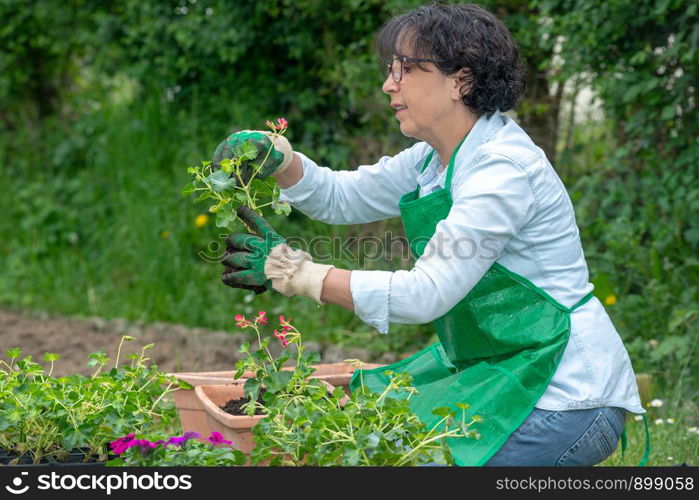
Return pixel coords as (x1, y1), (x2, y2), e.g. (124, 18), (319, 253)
(255, 311), (268, 325)
(266, 118), (289, 130)
(273, 329), (289, 347)
(234, 313), (251, 328)
(110, 434), (135, 455)
(207, 431), (233, 445)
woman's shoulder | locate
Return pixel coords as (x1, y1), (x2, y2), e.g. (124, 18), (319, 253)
(476, 115), (548, 169)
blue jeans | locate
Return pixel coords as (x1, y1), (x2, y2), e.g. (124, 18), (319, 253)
(485, 406), (627, 466)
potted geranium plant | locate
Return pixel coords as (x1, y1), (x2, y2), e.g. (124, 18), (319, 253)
(250, 367), (483, 466)
(194, 312), (337, 454)
(194, 313), (482, 465)
(0, 337), (184, 465)
(170, 311), (383, 436)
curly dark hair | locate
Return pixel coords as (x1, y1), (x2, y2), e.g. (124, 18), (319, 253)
(376, 3), (525, 116)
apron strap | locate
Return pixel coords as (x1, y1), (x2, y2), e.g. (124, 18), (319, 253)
(569, 291), (594, 312)
(419, 150), (435, 174)
(444, 134), (469, 191)
(620, 414), (651, 466)
(415, 134), (469, 191)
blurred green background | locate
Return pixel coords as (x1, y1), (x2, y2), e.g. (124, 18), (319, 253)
(0, 0), (697, 412)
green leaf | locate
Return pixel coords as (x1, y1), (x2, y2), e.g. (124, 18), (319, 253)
(660, 105), (676, 121)
(343, 447), (361, 466)
(262, 371), (293, 393)
(215, 211), (235, 228)
(43, 353), (61, 362)
(181, 182), (196, 196)
(366, 431), (382, 448)
(244, 378), (261, 402)
(194, 191), (212, 202)
(431, 406), (451, 418)
(205, 170), (236, 192)
(272, 201), (291, 216)
(5, 347), (22, 359)
(61, 429), (90, 451)
(240, 141), (259, 161)
(220, 159), (234, 174)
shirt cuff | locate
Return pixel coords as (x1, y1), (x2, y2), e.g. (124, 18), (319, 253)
(349, 270), (393, 334)
(278, 152), (317, 204)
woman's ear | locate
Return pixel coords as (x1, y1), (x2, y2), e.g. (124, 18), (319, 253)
(452, 68), (474, 100)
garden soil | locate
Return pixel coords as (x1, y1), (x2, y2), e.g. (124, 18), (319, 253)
(0, 307), (397, 377)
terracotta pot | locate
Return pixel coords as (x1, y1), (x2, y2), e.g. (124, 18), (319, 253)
(194, 383), (263, 455)
(195, 379), (338, 456)
(170, 362), (384, 435)
(169, 371), (241, 436)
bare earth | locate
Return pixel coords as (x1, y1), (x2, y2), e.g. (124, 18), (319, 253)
(0, 307), (394, 377)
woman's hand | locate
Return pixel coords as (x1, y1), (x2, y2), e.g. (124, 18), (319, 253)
(221, 206), (334, 304)
(211, 130), (294, 184)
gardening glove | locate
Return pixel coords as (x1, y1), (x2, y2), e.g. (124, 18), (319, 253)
(221, 206), (334, 305)
(211, 130), (294, 184)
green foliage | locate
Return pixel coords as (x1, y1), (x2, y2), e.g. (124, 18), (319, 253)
(251, 369), (480, 466)
(536, 0), (699, 395)
(0, 0), (103, 120)
(0, 337), (182, 464)
(184, 121), (291, 231)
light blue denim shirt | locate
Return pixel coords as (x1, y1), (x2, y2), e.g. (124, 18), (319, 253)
(279, 111), (644, 414)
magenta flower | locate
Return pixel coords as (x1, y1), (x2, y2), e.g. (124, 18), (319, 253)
(110, 434), (136, 455)
(131, 439), (160, 457)
(207, 431), (233, 445)
(166, 431), (201, 447)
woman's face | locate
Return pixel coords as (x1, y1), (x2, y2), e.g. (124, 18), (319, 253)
(382, 54), (461, 143)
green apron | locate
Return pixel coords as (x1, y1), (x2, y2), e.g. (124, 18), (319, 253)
(349, 138), (594, 466)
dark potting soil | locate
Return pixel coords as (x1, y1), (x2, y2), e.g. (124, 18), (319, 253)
(220, 389), (267, 416)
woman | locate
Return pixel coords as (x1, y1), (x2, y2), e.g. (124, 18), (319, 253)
(214, 3), (645, 466)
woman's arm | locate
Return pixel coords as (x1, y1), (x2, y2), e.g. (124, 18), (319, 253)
(270, 144), (430, 225)
(320, 268), (354, 311)
(272, 152), (304, 188)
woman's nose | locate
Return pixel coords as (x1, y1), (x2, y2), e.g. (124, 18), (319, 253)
(382, 75), (398, 94)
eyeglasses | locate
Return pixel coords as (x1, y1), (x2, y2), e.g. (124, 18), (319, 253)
(387, 56), (444, 83)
